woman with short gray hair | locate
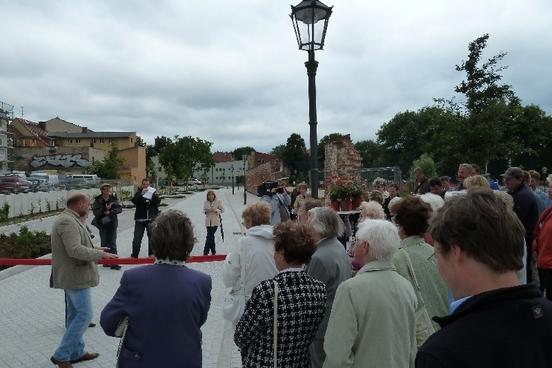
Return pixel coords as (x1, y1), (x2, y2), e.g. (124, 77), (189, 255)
(308, 207), (345, 239)
(305, 207), (351, 368)
(323, 220), (417, 368)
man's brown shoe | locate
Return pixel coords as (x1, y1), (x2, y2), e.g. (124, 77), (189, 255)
(50, 356), (73, 368)
(70, 352), (99, 363)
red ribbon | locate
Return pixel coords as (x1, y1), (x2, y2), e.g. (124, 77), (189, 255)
(0, 254), (227, 266)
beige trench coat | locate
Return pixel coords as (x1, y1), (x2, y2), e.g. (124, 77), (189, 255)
(204, 199), (224, 227)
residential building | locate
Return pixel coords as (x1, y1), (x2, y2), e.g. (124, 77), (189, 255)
(10, 117), (145, 185)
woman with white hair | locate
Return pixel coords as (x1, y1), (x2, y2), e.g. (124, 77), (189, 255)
(305, 207), (351, 368)
(358, 200), (385, 222)
(323, 220), (417, 368)
(419, 192), (445, 213)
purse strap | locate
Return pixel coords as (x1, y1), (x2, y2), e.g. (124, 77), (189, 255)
(401, 248), (427, 307)
(273, 280), (279, 368)
(116, 317), (129, 365)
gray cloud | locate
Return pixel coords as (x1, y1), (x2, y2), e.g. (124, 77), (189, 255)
(1, 0), (551, 153)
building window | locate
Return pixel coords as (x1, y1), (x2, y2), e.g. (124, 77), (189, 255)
(130, 138), (133, 143)
(100, 139), (104, 143)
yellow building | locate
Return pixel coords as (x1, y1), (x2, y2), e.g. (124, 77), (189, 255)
(10, 117), (146, 185)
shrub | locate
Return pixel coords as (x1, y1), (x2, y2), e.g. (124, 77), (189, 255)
(0, 226), (51, 270)
(0, 203), (9, 223)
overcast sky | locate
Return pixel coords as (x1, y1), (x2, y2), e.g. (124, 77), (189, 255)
(1, 0), (551, 153)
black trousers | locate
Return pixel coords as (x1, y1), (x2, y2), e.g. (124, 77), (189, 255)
(204, 226), (218, 255)
(99, 225), (118, 254)
(132, 221), (152, 258)
(539, 268), (552, 301)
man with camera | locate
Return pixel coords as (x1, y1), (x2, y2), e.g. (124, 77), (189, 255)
(259, 180), (291, 225)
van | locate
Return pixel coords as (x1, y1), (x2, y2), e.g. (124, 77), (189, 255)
(29, 172), (60, 187)
(66, 174), (100, 188)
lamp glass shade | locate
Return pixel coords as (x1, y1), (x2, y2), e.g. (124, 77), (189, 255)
(290, 0), (332, 51)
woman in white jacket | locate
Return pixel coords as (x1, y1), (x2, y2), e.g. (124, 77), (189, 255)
(223, 201), (278, 324)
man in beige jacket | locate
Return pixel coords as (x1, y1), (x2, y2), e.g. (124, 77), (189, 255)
(50, 192), (116, 368)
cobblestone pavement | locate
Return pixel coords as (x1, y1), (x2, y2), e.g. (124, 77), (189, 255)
(0, 187), (254, 368)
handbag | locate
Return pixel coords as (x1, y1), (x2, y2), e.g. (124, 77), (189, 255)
(223, 289), (246, 322)
(114, 316), (129, 368)
(222, 252), (246, 323)
(272, 280), (279, 368)
(100, 216), (112, 225)
(401, 248), (436, 347)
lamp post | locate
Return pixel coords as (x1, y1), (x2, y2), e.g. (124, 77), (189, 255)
(243, 155), (248, 205)
(231, 165), (235, 194)
(290, 0), (332, 199)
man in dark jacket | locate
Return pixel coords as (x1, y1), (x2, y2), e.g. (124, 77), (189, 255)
(413, 167), (430, 195)
(131, 178), (161, 258)
(92, 183), (123, 270)
(416, 189), (552, 368)
(503, 167), (539, 282)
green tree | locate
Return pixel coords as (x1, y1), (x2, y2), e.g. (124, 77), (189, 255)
(135, 136), (147, 147)
(233, 146), (255, 160)
(354, 139), (383, 168)
(158, 136), (214, 186)
(455, 34), (517, 114)
(271, 144), (286, 159)
(88, 144), (124, 179)
(281, 133), (309, 182)
(411, 153), (437, 180)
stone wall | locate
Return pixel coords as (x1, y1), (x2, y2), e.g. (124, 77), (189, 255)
(245, 159), (284, 195)
(324, 134), (362, 184)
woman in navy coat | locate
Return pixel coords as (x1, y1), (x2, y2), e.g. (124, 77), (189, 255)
(101, 210), (212, 368)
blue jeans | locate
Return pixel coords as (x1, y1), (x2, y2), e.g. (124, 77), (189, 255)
(53, 288), (93, 362)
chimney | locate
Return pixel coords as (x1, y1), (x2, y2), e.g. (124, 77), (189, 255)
(82, 127), (88, 133)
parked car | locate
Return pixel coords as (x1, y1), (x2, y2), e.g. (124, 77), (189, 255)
(28, 177), (49, 192)
(187, 178), (202, 185)
(29, 172), (60, 187)
(0, 175), (32, 194)
(64, 174), (100, 189)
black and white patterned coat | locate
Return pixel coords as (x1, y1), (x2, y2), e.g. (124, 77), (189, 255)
(234, 270), (327, 368)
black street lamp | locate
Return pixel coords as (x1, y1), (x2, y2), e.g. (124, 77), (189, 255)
(290, 0), (332, 199)
(231, 165), (235, 194)
(243, 155), (248, 205)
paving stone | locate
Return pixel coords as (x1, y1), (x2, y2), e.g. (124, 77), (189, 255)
(0, 188), (256, 367)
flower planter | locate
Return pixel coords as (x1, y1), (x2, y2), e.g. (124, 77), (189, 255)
(330, 200), (341, 211)
(340, 199), (353, 211)
(352, 197), (362, 209)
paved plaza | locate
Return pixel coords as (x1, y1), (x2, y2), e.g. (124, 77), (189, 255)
(0, 187), (256, 368)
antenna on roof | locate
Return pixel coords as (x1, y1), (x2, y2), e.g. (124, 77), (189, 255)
(20, 106), (24, 118)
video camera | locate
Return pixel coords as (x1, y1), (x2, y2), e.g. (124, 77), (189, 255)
(257, 181), (278, 197)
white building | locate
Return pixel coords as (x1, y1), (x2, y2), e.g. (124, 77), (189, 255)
(195, 159), (249, 186)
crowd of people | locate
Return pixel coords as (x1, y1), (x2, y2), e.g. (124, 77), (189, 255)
(47, 162), (552, 367)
